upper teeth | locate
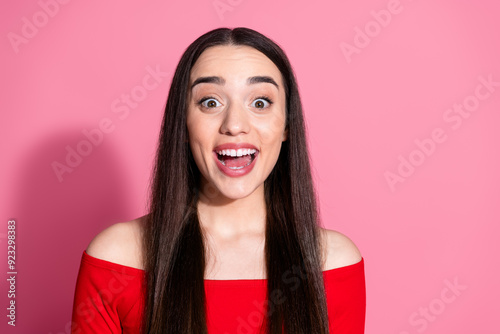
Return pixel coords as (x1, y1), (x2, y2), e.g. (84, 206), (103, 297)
(216, 149), (257, 157)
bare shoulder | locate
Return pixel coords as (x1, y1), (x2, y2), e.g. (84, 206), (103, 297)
(85, 214), (147, 270)
(319, 227), (362, 271)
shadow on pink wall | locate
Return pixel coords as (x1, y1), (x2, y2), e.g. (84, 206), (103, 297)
(6, 129), (135, 333)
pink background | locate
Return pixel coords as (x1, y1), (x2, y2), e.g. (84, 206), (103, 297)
(1, 0), (499, 333)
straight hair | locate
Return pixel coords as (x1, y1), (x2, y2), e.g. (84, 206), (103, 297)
(141, 27), (329, 333)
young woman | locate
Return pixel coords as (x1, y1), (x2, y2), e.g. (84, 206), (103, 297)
(71, 27), (365, 334)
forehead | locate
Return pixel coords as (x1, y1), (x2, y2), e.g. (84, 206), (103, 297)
(190, 45), (282, 85)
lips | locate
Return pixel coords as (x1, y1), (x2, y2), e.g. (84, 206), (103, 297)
(213, 143), (259, 177)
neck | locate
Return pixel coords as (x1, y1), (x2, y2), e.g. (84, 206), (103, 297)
(196, 181), (266, 239)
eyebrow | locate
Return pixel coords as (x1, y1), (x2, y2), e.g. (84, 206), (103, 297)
(190, 76), (279, 90)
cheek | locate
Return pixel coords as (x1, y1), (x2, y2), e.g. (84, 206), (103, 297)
(188, 134), (207, 163)
(186, 118), (217, 169)
(256, 114), (286, 144)
(187, 116), (210, 145)
(263, 104), (286, 134)
(186, 121), (204, 157)
(186, 108), (221, 139)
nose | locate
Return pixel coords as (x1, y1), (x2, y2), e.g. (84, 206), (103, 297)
(219, 102), (250, 136)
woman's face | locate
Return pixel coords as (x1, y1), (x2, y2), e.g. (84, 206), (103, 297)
(186, 45), (287, 201)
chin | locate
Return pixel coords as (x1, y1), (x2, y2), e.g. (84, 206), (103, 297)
(216, 184), (258, 200)
(202, 176), (262, 201)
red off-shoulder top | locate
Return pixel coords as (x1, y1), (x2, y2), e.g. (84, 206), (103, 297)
(71, 251), (365, 333)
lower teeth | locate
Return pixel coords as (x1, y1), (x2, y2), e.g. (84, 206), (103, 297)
(219, 154), (255, 169)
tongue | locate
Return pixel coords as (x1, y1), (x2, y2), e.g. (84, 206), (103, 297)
(221, 155), (252, 168)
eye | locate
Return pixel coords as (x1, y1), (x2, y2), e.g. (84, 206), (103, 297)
(251, 96), (273, 109)
(198, 97), (222, 109)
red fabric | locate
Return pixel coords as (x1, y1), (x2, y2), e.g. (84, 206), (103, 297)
(71, 250), (365, 333)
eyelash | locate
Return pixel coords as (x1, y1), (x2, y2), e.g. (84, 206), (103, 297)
(196, 95), (274, 109)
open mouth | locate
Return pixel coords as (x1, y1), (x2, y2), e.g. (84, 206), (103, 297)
(216, 148), (258, 170)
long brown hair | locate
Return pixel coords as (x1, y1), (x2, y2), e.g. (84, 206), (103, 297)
(141, 27), (329, 333)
